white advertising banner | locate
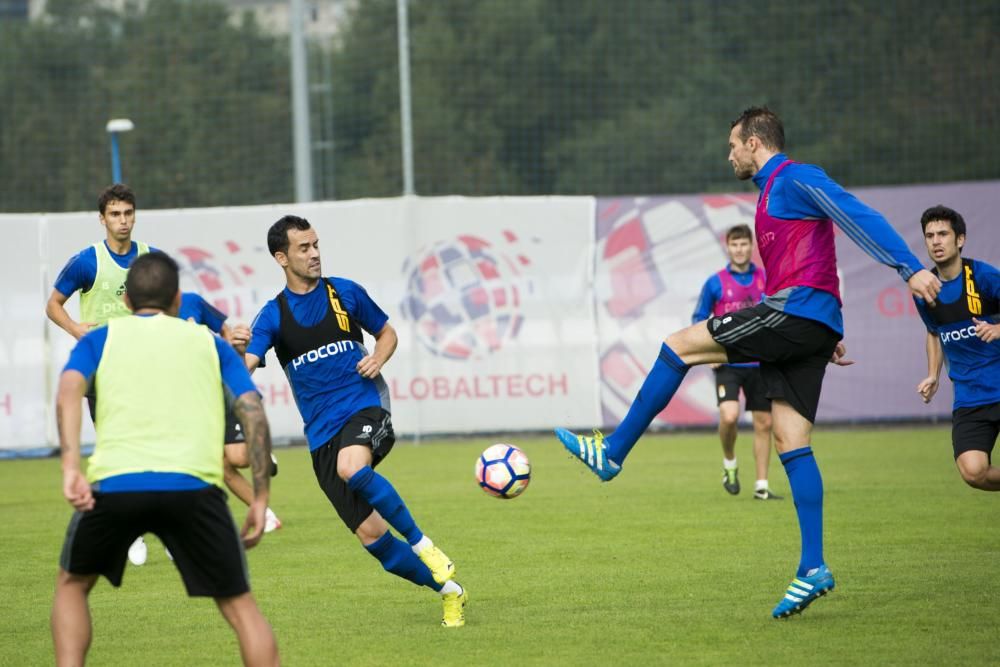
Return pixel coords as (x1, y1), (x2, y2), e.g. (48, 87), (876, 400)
(34, 196), (597, 450)
(0, 217), (49, 454)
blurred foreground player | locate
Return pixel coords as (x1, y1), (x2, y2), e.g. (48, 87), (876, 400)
(52, 252), (278, 666)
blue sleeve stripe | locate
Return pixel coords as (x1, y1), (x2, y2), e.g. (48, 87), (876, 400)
(796, 181), (900, 268)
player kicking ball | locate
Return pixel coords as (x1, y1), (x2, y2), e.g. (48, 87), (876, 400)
(914, 205), (1000, 491)
(556, 107), (940, 618)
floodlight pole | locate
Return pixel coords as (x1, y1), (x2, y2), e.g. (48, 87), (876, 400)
(397, 0), (415, 195)
(105, 118), (134, 183)
(290, 0), (314, 202)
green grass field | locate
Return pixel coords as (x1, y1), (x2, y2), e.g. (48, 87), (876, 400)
(1, 426), (997, 666)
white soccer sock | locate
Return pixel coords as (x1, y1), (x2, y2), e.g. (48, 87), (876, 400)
(412, 535), (433, 555)
(439, 580), (462, 596)
(755, 479), (768, 491)
(723, 457), (738, 470)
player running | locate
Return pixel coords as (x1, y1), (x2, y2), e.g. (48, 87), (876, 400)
(556, 107), (941, 618)
(692, 224), (781, 500)
(245, 215), (467, 628)
(914, 205), (1000, 491)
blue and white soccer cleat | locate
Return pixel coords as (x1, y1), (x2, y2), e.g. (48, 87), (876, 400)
(772, 564), (835, 618)
(555, 428), (621, 482)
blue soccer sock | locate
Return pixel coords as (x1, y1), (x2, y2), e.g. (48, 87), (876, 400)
(605, 343), (689, 465)
(348, 466), (424, 546)
(780, 446), (824, 576)
(364, 531), (442, 591)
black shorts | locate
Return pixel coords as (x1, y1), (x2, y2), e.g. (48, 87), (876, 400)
(708, 303), (841, 423)
(224, 406), (245, 445)
(951, 402), (1000, 461)
(59, 486), (250, 598)
(86, 385), (97, 424)
(713, 365), (771, 412)
(310, 406), (396, 533)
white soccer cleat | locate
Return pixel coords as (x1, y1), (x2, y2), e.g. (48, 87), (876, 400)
(128, 536), (148, 566)
(264, 508), (282, 533)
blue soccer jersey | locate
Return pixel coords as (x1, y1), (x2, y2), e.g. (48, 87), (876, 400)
(914, 258), (1000, 409)
(179, 292), (227, 334)
(248, 277), (390, 450)
(53, 241), (157, 296)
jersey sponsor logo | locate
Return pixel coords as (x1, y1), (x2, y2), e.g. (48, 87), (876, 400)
(326, 283), (351, 332)
(965, 264), (982, 315)
(290, 339), (358, 370)
(940, 325), (978, 344)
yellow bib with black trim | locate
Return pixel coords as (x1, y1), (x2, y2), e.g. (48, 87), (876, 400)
(80, 241), (150, 325)
(87, 314), (225, 487)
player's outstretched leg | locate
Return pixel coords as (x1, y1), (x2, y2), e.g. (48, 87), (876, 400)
(556, 342), (690, 480)
(349, 466), (455, 583)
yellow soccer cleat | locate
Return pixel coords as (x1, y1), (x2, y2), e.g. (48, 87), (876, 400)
(441, 586), (468, 628)
(417, 544), (456, 585)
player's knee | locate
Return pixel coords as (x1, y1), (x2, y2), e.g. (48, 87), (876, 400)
(955, 452), (989, 488)
(718, 408), (739, 427)
(337, 459), (364, 482)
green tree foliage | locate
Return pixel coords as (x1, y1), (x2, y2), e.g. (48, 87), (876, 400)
(0, 0), (292, 212)
(0, 0), (996, 211)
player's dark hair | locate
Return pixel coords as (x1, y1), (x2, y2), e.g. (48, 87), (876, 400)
(726, 224), (753, 243)
(125, 251), (179, 311)
(267, 215), (312, 256)
(98, 183), (136, 215)
(920, 205), (966, 238)
(731, 107), (785, 151)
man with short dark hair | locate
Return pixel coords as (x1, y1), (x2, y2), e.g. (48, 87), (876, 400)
(52, 251), (279, 666)
(914, 205), (1000, 491)
(692, 224), (780, 500)
(557, 106), (942, 618)
(246, 215), (467, 628)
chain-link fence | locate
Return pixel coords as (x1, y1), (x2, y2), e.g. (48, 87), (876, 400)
(1, 0), (997, 212)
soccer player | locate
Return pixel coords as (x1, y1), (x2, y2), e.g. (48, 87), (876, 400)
(179, 291), (283, 532)
(556, 107), (941, 618)
(52, 252), (279, 666)
(245, 215), (467, 628)
(913, 205), (1000, 491)
(692, 224), (781, 500)
(45, 182), (154, 566)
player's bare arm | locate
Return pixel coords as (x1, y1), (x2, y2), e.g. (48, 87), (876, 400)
(232, 390), (272, 548)
(357, 322), (398, 379)
(917, 332), (943, 403)
(244, 352), (261, 374)
(46, 289), (95, 340)
(56, 370), (94, 511)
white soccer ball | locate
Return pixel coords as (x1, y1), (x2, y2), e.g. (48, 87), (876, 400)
(474, 444), (531, 499)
